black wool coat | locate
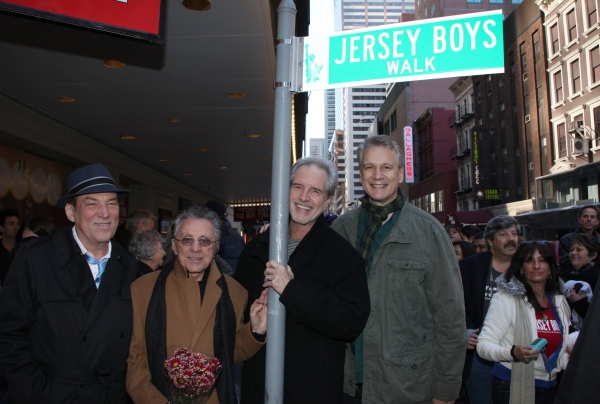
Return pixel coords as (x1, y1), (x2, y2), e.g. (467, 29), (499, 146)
(0, 226), (138, 403)
(234, 214), (370, 404)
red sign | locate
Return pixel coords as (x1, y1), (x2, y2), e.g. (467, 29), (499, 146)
(0, 0), (165, 42)
(234, 206), (270, 222)
(404, 126), (414, 183)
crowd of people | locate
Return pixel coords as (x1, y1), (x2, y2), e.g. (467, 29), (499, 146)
(0, 138), (598, 403)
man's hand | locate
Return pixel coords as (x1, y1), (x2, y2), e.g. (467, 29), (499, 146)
(263, 260), (293, 295)
(467, 328), (479, 350)
(432, 400), (454, 404)
(249, 289), (268, 334)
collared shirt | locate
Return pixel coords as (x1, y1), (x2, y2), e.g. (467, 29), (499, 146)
(72, 226), (111, 279)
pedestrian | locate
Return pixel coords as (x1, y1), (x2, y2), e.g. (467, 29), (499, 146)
(205, 200), (245, 273)
(558, 205), (600, 274)
(477, 242), (576, 404)
(460, 215), (521, 404)
(0, 209), (20, 285)
(0, 164), (138, 403)
(474, 231), (488, 253)
(332, 136), (466, 404)
(235, 156), (370, 404)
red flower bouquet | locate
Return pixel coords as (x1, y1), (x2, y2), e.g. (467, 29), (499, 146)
(164, 347), (222, 404)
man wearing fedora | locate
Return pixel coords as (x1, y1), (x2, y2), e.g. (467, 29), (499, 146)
(0, 164), (138, 403)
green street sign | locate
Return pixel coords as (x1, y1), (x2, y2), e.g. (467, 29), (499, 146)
(302, 10), (504, 91)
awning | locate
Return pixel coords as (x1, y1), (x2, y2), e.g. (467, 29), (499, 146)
(447, 210), (494, 227)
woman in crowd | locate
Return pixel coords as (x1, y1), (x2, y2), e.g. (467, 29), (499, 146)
(128, 230), (166, 276)
(477, 242), (576, 404)
(453, 240), (476, 261)
(126, 205), (267, 404)
(561, 234), (600, 322)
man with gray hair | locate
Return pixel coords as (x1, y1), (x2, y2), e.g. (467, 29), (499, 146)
(332, 136), (466, 404)
(235, 156), (370, 404)
(459, 215), (521, 404)
(115, 209), (156, 250)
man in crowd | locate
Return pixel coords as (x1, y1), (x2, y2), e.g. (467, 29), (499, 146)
(0, 164), (138, 403)
(114, 209), (156, 249)
(473, 231), (488, 253)
(0, 208), (20, 285)
(459, 215), (520, 404)
(235, 156), (370, 404)
(205, 200), (245, 273)
(446, 223), (463, 242)
(332, 136), (466, 404)
(559, 204), (600, 273)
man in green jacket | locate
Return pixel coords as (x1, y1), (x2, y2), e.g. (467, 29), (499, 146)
(332, 135), (466, 404)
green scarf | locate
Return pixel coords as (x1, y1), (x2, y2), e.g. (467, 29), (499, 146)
(357, 188), (405, 270)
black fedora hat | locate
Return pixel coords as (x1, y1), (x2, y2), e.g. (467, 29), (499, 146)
(57, 164), (130, 208)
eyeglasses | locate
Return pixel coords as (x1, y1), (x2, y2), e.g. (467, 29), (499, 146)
(173, 236), (218, 247)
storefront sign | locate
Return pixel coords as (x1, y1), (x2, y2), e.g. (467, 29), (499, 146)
(233, 206), (270, 222)
(476, 189), (501, 200)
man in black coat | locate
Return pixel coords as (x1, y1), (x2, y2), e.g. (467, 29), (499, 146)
(234, 156), (370, 404)
(0, 164), (138, 403)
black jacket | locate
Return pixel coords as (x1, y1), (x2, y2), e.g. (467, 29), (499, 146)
(459, 251), (494, 378)
(555, 278), (600, 403)
(0, 226), (138, 403)
(234, 215), (370, 404)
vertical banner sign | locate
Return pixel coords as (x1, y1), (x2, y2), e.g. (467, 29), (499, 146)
(472, 131), (480, 186)
(303, 10), (504, 91)
(404, 126), (414, 183)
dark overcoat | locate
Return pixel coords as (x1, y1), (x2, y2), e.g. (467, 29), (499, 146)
(0, 226), (138, 403)
(234, 214), (370, 404)
(459, 251), (493, 381)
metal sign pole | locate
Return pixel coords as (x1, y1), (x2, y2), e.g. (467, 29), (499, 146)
(265, 0), (296, 402)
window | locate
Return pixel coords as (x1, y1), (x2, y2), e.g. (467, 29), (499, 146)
(490, 0), (502, 3)
(557, 123), (567, 158)
(550, 24), (560, 55)
(430, 4), (435, 16)
(436, 190), (444, 212)
(499, 77), (504, 87)
(566, 10), (577, 42)
(591, 45), (600, 84)
(500, 102), (505, 111)
(390, 110), (397, 132)
(587, 0), (598, 28)
(571, 59), (581, 93)
(553, 70), (563, 103)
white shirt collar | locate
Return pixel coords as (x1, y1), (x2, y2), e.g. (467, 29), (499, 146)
(71, 226), (111, 261)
